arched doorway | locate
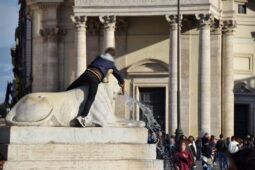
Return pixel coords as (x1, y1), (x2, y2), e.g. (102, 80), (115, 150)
(127, 59), (169, 132)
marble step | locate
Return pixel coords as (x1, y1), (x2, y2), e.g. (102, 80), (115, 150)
(0, 126), (148, 144)
(3, 160), (163, 170)
(1, 144), (156, 161)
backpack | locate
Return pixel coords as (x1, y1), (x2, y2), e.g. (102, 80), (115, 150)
(216, 140), (227, 152)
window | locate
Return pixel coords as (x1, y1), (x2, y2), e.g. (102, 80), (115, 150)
(238, 4), (247, 14)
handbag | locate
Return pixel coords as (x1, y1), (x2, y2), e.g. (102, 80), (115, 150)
(202, 155), (213, 165)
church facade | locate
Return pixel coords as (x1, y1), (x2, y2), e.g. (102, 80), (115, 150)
(11, 0), (255, 137)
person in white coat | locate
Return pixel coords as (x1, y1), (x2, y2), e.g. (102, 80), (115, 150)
(228, 136), (239, 154)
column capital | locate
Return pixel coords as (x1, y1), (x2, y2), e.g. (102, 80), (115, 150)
(196, 14), (213, 29)
(222, 20), (237, 35)
(165, 15), (182, 30)
(40, 27), (67, 41)
(211, 21), (222, 34)
(71, 16), (87, 30)
(99, 16), (116, 31)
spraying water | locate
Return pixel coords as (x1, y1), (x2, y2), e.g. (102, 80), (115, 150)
(122, 93), (175, 170)
(123, 93), (161, 132)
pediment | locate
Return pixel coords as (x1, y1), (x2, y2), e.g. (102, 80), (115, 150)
(127, 59), (168, 76)
(234, 82), (254, 94)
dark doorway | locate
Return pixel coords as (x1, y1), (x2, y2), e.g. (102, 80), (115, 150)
(234, 104), (249, 138)
(139, 87), (165, 131)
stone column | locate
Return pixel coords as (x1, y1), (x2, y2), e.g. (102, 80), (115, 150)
(222, 20), (236, 137)
(210, 23), (222, 136)
(165, 15), (178, 135)
(71, 16), (87, 77)
(196, 14), (212, 135)
(99, 16), (116, 50)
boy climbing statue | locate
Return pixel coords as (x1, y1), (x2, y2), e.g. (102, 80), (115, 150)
(66, 47), (125, 127)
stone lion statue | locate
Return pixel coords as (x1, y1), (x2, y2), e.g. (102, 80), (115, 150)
(5, 74), (145, 128)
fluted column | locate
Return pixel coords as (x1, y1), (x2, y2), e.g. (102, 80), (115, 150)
(166, 15), (178, 135)
(196, 14), (212, 135)
(71, 16), (87, 77)
(99, 16), (116, 50)
(222, 20), (236, 137)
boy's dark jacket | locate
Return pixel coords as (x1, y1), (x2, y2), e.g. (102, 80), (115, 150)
(89, 54), (124, 85)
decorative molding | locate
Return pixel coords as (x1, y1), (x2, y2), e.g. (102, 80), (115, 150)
(127, 59), (168, 76)
(99, 16), (116, 31)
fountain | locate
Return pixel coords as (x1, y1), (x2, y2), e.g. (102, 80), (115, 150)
(0, 74), (163, 170)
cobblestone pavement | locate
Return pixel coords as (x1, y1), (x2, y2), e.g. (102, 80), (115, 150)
(164, 161), (221, 170)
(195, 161), (220, 170)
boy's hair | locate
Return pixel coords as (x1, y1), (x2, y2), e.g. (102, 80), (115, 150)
(219, 134), (224, 139)
(105, 47), (115, 54)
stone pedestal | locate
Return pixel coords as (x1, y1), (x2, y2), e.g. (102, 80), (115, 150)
(0, 127), (163, 170)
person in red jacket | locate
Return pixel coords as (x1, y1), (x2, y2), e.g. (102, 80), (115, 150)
(174, 139), (194, 170)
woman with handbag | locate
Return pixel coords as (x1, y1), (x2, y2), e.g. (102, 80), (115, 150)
(202, 137), (214, 170)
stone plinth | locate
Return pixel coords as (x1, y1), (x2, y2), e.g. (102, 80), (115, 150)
(1, 144), (156, 161)
(0, 126), (148, 144)
(0, 126), (163, 170)
(3, 160), (163, 170)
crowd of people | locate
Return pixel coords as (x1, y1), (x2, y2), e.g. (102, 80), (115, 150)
(148, 131), (255, 170)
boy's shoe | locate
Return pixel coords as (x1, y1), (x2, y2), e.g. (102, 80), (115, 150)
(76, 116), (87, 127)
(70, 118), (82, 127)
